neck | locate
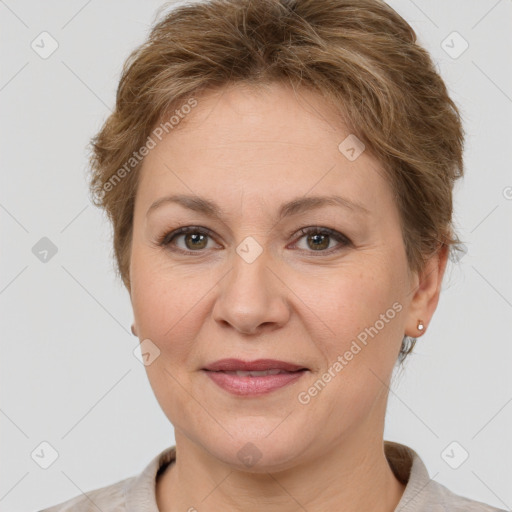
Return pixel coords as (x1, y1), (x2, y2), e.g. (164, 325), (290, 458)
(156, 427), (406, 512)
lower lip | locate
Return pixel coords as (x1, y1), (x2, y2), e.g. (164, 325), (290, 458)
(203, 370), (307, 396)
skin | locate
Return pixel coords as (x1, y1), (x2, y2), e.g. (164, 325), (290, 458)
(128, 82), (448, 512)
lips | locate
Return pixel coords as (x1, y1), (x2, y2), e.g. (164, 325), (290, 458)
(202, 359), (308, 396)
(220, 369), (290, 377)
(203, 358), (307, 373)
(201, 358), (309, 395)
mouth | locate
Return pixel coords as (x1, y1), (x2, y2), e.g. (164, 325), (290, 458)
(202, 358), (309, 372)
(202, 359), (309, 396)
(210, 369), (302, 377)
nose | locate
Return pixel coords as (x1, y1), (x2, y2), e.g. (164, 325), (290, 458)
(212, 246), (291, 335)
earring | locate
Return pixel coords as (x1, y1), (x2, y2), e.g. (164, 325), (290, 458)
(131, 324), (137, 336)
(417, 319), (425, 333)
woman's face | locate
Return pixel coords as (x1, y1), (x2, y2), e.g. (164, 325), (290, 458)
(129, 82), (429, 471)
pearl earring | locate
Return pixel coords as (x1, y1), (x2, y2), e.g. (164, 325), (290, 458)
(417, 320), (424, 332)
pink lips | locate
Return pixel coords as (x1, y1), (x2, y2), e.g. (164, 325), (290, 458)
(202, 358), (308, 396)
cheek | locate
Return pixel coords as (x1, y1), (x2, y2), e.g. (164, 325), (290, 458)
(291, 268), (403, 426)
(292, 261), (404, 351)
(292, 262), (405, 409)
(130, 249), (205, 360)
(130, 255), (211, 428)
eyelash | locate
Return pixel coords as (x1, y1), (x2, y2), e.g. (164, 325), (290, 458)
(156, 225), (352, 256)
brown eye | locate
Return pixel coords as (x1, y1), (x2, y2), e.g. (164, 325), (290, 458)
(306, 232), (330, 251)
(182, 232), (208, 250)
(158, 226), (216, 253)
(158, 225), (351, 256)
(293, 227), (351, 254)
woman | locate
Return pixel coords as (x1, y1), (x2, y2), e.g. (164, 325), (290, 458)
(40, 0), (505, 510)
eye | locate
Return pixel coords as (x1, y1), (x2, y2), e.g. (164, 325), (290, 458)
(291, 227), (351, 254)
(157, 225), (352, 256)
(157, 226), (218, 254)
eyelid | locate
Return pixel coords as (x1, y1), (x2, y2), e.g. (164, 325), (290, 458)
(287, 226), (352, 253)
(157, 225), (219, 251)
(158, 225), (351, 255)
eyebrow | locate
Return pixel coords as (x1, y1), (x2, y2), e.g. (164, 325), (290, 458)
(146, 193), (370, 220)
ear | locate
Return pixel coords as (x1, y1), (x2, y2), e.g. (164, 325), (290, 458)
(405, 244), (449, 337)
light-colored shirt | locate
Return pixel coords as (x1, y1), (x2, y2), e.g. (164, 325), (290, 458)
(39, 441), (506, 511)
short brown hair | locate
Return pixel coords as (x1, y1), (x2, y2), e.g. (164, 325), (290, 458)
(87, 0), (465, 363)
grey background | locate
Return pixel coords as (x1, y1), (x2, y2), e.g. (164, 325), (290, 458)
(1, 1), (511, 510)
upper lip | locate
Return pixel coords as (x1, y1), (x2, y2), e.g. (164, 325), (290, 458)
(203, 358), (308, 372)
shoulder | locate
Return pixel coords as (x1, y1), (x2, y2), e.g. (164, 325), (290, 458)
(37, 446), (176, 512)
(384, 441), (506, 512)
(38, 476), (134, 512)
(419, 478), (507, 512)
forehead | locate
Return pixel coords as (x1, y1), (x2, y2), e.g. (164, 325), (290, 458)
(135, 82), (393, 219)
(160, 82), (350, 151)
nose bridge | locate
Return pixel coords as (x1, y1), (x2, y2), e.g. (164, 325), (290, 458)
(212, 236), (290, 334)
(232, 236), (270, 295)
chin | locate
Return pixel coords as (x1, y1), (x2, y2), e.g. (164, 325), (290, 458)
(202, 423), (313, 473)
